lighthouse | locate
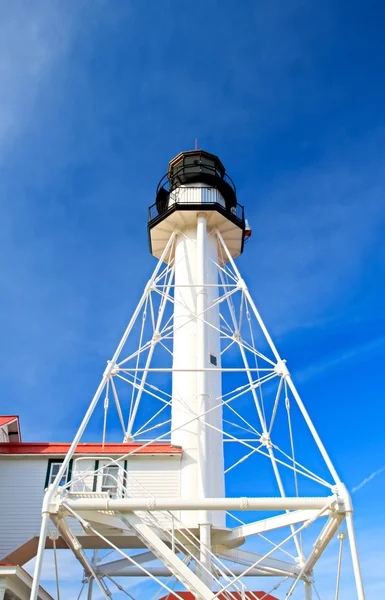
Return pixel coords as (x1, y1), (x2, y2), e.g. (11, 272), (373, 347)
(147, 150), (247, 585)
(149, 151), (245, 533)
(21, 150), (365, 600)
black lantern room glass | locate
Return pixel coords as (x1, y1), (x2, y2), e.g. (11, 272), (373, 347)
(168, 151), (226, 191)
(155, 150), (237, 215)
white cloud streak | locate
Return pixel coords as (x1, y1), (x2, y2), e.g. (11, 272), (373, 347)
(296, 334), (385, 382)
(0, 2), (76, 155)
(244, 137), (385, 334)
(352, 465), (385, 493)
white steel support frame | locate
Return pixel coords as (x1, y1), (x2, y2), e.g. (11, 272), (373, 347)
(30, 226), (365, 600)
(218, 264), (304, 564)
(216, 229), (364, 599)
(29, 233), (176, 600)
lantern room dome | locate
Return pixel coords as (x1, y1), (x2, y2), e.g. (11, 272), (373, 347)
(155, 150), (237, 214)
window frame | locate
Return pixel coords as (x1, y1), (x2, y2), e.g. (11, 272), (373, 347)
(100, 464), (120, 494)
(95, 460), (124, 498)
(44, 458), (72, 489)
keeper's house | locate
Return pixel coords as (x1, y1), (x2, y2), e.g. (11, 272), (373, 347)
(0, 415), (182, 600)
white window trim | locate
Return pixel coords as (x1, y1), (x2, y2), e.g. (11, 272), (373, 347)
(48, 461), (69, 487)
(96, 460), (124, 498)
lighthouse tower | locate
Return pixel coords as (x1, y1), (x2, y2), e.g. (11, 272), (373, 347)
(149, 151), (245, 531)
(26, 150), (365, 600)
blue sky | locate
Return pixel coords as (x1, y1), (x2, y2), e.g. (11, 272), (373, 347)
(1, 0), (385, 597)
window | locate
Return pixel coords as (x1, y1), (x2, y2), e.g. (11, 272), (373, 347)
(100, 465), (120, 496)
(47, 461), (68, 487)
(209, 353), (218, 366)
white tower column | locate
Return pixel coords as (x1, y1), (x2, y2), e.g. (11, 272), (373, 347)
(196, 213), (212, 588)
(171, 202), (224, 531)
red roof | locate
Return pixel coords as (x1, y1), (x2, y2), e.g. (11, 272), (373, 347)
(159, 593), (278, 600)
(0, 442), (182, 456)
(0, 416), (18, 427)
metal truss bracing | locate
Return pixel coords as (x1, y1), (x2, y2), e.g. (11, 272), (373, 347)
(30, 230), (365, 600)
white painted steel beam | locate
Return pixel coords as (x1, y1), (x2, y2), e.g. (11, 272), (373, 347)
(75, 510), (126, 531)
(284, 516), (343, 598)
(304, 581), (313, 600)
(216, 545), (299, 574)
(120, 512), (216, 600)
(302, 515), (343, 573)
(214, 545), (301, 579)
(63, 496), (336, 512)
(95, 565), (290, 577)
(214, 509), (328, 545)
(51, 516), (110, 599)
(51, 516), (91, 574)
(97, 551), (157, 574)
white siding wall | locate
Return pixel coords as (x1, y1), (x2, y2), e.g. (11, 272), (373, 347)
(0, 427), (8, 442)
(0, 455), (181, 559)
(124, 457), (181, 529)
(0, 458), (46, 559)
(125, 457), (180, 498)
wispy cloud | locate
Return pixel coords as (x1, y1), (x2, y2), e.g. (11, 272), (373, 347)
(352, 466), (385, 493)
(244, 133), (385, 334)
(295, 333), (385, 382)
(0, 2), (76, 154)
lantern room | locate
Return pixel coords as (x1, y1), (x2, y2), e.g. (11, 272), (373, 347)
(148, 150), (247, 262)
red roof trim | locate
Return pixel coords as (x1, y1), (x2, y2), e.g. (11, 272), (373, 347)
(0, 416), (19, 427)
(0, 416), (21, 442)
(0, 442), (182, 456)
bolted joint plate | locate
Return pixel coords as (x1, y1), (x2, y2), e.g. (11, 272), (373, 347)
(274, 359), (290, 378)
(236, 278), (247, 291)
(103, 361), (120, 378)
(260, 432), (272, 448)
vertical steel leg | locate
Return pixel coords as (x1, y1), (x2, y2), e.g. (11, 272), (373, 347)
(29, 511), (49, 600)
(304, 581), (312, 600)
(346, 512), (365, 599)
(87, 577), (94, 600)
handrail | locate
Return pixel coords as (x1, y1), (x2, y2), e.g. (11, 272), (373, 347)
(156, 164), (236, 195)
(149, 186), (245, 225)
(64, 455), (158, 500)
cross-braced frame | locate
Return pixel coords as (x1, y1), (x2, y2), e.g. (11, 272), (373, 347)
(30, 230), (365, 600)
